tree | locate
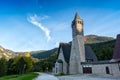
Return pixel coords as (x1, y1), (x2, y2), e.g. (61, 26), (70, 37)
(33, 61), (43, 72)
(23, 57), (33, 72)
(15, 57), (26, 74)
(7, 58), (14, 75)
(7, 56), (33, 75)
(0, 57), (7, 76)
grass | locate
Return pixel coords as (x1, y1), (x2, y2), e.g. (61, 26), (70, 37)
(0, 72), (39, 80)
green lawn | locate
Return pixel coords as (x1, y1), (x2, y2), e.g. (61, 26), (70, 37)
(0, 72), (38, 80)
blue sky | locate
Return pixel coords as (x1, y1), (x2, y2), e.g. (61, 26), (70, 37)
(0, 0), (120, 52)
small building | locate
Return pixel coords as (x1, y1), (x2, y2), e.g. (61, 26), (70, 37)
(54, 12), (120, 77)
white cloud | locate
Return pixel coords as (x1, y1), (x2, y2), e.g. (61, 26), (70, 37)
(27, 14), (51, 41)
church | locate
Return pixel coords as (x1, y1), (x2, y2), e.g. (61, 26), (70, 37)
(54, 13), (120, 76)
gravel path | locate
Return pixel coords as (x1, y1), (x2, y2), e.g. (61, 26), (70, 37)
(58, 74), (120, 80)
(34, 73), (59, 80)
(34, 73), (120, 80)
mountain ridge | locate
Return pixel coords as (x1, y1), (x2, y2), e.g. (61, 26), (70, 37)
(85, 34), (114, 44)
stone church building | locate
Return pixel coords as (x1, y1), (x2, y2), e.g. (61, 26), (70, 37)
(54, 13), (120, 76)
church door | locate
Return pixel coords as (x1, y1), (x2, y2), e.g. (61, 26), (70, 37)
(83, 67), (92, 73)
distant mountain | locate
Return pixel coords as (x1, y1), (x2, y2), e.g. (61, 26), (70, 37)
(0, 46), (16, 59)
(30, 50), (45, 55)
(85, 35), (114, 44)
(31, 48), (58, 59)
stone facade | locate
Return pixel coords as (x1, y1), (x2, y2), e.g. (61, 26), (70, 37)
(55, 48), (68, 74)
(69, 35), (85, 74)
(82, 62), (120, 77)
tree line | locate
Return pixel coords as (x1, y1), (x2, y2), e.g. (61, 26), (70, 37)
(0, 50), (58, 77)
(0, 56), (33, 77)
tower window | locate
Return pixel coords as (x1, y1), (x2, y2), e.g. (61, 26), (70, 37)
(78, 21), (82, 24)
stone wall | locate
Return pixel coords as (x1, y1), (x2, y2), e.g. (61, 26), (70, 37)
(55, 48), (68, 74)
(82, 62), (120, 77)
(92, 64), (110, 74)
(69, 35), (85, 74)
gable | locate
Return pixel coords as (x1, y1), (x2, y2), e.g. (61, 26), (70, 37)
(57, 43), (71, 63)
(57, 47), (66, 63)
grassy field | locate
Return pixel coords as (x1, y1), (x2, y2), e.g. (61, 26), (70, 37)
(0, 72), (38, 80)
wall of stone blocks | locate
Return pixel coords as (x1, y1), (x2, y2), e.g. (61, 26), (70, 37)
(82, 63), (120, 77)
(54, 48), (68, 74)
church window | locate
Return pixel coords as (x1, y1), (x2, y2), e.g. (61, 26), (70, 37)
(106, 66), (110, 74)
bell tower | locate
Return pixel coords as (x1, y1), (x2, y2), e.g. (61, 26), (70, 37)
(69, 12), (85, 74)
(72, 12), (84, 38)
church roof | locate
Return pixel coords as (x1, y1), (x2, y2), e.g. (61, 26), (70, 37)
(57, 43), (97, 63)
(85, 46), (98, 61)
(58, 43), (71, 63)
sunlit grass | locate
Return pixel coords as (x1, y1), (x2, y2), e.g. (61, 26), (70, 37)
(0, 72), (38, 80)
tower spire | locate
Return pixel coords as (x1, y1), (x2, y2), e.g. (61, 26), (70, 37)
(74, 12), (81, 20)
(72, 12), (83, 37)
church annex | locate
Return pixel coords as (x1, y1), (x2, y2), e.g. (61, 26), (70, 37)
(54, 13), (120, 76)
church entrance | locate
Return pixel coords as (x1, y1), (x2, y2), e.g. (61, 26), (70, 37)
(83, 66), (92, 73)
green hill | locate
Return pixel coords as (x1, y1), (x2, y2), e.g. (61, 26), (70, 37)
(87, 40), (115, 60)
(85, 35), (114, 44)
(31, 48), (58, 59)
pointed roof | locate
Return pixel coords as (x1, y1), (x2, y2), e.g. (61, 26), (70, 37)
(74, 12), (81, 20)
(58, 43), (71, 63)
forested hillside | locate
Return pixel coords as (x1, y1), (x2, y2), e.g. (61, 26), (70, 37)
(87, 40), (115, 60)
(31, 48), (58, 59)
